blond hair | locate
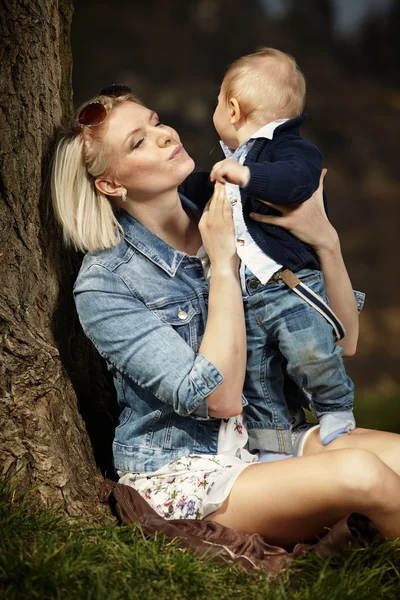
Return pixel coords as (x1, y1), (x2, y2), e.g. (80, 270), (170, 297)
(222, 47), (306, 124)
(51, 91), (141, 253)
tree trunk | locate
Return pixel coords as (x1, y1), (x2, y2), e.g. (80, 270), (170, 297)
(0, 0), (115, 516)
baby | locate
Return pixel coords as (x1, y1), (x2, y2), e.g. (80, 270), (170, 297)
(209, 47), (357, 461)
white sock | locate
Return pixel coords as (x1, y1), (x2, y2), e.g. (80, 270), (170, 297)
(320, 411), (355, 446)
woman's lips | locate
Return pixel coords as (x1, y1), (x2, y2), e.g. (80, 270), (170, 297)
(169, 144), (184, 160)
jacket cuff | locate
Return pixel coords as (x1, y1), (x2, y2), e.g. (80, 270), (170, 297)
(354, 290), (366, 314)
(244, 163), (269, 197)
(189, 353), (224, 418)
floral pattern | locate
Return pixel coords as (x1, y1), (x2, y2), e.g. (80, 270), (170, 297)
(118, 414), (258, 520)
(234, 418), (243, 435)
(120, 456), (225, 520)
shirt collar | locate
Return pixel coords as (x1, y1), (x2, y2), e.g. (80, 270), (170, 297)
(117, 193), (199, 277)
(250, 118), (289, 140)
(220, 118), (289, 158)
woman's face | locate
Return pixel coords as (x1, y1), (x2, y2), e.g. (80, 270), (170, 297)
(100, 101), (195, 198)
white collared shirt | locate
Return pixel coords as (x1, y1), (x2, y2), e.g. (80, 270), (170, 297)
(220, 120), (288, 292)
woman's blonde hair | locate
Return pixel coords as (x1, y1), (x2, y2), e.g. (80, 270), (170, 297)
(51, 91), (141, 253)
(222, 47), (306, 124)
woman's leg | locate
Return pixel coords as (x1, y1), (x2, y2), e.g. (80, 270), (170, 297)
(204, 448), (400, 548)
(303, 427), (400, 476)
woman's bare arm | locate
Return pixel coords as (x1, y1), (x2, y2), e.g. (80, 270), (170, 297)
(198, 182), (246, 417)
(315, 235), (358, 355)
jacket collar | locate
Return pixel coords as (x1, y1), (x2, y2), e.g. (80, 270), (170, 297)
(249, 118), (289, 141)
(272, 113), (308, 135)
(246, 114), (308, 162)
(220, 118), (290, 158)
(221, 113), (308, 161)
(117, 193), (200, 277)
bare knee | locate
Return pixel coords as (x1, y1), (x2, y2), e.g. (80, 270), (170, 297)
(333, 449), (389, 506)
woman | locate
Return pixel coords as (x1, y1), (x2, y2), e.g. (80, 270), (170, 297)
(51, 86), (400, 547)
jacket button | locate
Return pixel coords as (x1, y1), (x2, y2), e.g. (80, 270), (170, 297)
(237, 239), (245, 246)
(178, 307), (189, 320)
(249, 279), (259, 289)
(230, 197), (238, 206)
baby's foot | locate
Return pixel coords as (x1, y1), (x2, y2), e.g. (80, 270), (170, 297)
(258, 451), (293, 463)
(319, 411), (355, 446)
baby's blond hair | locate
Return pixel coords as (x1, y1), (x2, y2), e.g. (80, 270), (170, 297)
(222, 47), (306, 124)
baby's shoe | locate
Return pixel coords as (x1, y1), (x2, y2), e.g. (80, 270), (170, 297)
(319, 411), (355, 446)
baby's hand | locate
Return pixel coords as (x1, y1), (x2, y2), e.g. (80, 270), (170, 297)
(210, 159), (250, 187)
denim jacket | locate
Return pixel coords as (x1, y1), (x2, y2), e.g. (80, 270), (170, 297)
(73, 195), (230, 473)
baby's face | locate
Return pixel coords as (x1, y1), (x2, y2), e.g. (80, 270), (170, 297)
(213, 89), (239, 149)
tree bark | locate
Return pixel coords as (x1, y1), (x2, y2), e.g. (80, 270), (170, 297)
(0, 0), (115, 516)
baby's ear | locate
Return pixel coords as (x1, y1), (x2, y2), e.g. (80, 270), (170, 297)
(228, 97), (242, 124)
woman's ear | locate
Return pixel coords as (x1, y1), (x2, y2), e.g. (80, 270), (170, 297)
(228, 97), (242, 124)
(95, 176), (125, 199)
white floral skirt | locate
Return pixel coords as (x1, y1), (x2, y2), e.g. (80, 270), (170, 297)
(118, 453), (257, 520)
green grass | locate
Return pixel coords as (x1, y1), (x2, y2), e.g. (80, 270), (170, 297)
(1, 478), (400, 599)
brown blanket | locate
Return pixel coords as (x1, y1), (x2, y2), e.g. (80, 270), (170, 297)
(99, 479), (384, 576)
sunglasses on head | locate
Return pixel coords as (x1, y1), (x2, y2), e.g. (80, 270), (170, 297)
(78, 84), (132, 127)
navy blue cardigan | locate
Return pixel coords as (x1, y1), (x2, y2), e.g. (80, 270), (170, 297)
(180, 114), (325, 272)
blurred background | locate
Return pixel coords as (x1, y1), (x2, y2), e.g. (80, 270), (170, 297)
(71, 0), (400, 430)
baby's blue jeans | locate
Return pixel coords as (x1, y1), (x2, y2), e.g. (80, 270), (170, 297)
(243, 268), (354, 455)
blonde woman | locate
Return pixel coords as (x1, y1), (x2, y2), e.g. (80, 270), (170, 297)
(51, 85), (400, 547)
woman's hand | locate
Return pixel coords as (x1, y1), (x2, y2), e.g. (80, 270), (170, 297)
(249, 169), (338, 253)
(198, 181), (239, 273)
